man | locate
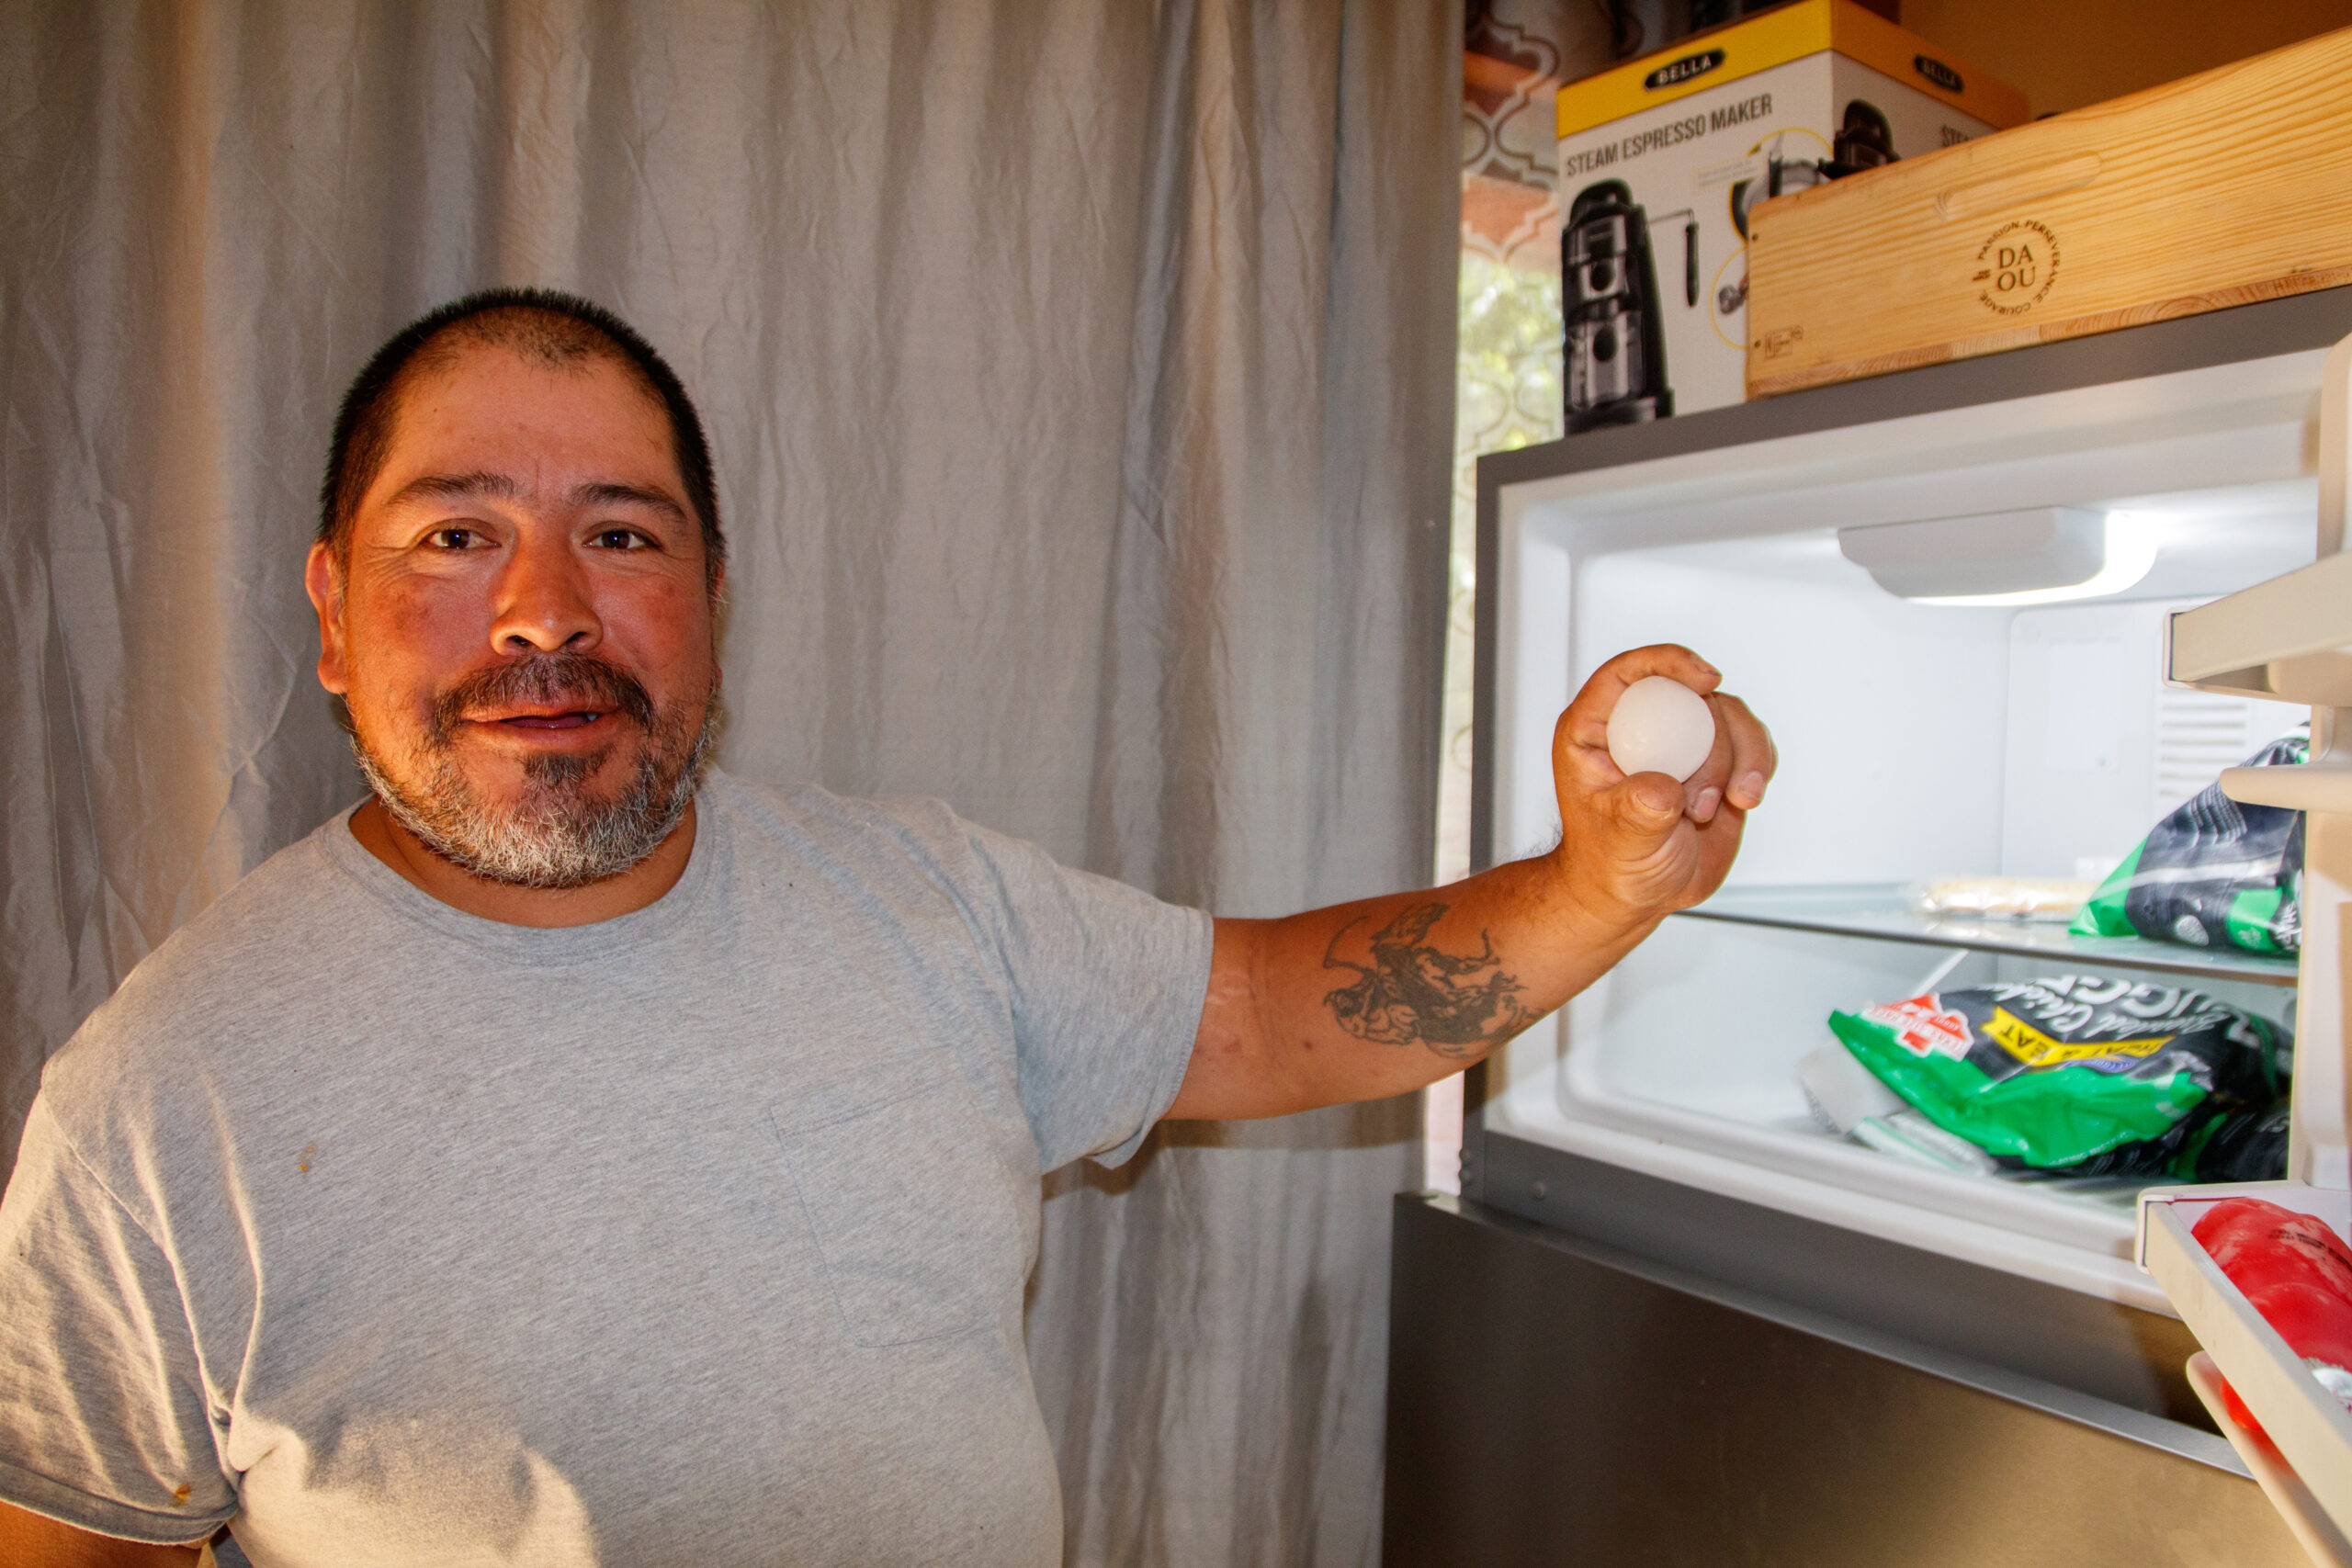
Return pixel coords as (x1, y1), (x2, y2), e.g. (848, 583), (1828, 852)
(0, 289), (1771, 1566)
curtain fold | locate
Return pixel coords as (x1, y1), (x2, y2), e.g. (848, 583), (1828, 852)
(0, 3), (1460, 1560)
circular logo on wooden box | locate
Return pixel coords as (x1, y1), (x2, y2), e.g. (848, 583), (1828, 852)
(1973, 220), (2059, 315)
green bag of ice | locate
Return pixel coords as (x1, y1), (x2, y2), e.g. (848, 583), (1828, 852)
(1826, 976), (2288, 1172)
(2069, 733), (2305, 954)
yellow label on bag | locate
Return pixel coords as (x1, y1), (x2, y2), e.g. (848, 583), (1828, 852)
(1984, 1008), (2171, 1068)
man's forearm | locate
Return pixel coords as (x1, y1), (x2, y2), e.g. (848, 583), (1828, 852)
(1164, 646), (1771, 1124)
(1167, 852), (1658, 1122)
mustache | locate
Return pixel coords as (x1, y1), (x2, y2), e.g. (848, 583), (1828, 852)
(429, 651), (657, 742)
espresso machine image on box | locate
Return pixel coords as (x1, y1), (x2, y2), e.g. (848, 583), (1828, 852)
(1567, 103), (1903, 429)
(1829, 97), (1896, 173)
(1719, 103), (1894, 316)
(1563, 179), (1688, 434)
(1732, 102), (1897, 231)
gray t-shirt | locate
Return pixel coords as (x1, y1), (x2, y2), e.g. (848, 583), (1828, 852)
(0, 771), (1213, 1567)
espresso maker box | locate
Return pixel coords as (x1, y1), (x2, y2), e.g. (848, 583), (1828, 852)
(1555, 0), (2025, 432)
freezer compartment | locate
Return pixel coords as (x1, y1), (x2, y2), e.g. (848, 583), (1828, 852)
(1496, 497), (2310, 1306)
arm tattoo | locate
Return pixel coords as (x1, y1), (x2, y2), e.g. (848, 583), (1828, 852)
(1321, 902), (1531, 1060)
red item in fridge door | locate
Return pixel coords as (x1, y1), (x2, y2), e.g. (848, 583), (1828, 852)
(2189, 1198), (2352, 1428)
(2218, 1375), (2265, 1438)
(2193, 1198), (2352, 1303)
(2249, 1282), (2352, 1373)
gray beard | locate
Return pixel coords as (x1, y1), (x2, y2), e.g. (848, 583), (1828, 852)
(347, 669), (719, 891)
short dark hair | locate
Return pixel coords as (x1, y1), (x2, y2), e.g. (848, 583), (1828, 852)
(318, 288), (725, 590)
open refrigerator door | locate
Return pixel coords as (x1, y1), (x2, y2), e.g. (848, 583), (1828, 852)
(2137, 332), (2352, 1562)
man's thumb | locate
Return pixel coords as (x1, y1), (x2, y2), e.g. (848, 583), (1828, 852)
(1615, 773), (1684, 840)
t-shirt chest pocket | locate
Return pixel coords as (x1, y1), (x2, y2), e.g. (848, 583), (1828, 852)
(767, 1055), (1030, 1348)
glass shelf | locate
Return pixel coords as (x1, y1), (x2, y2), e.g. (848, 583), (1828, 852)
(1676, 883), (2301, 988)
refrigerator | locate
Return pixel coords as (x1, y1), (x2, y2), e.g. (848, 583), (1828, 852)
(1384, 287), (2352, 1565)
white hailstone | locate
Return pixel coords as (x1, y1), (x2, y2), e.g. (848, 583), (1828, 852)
(1605, 675), (1715, 783)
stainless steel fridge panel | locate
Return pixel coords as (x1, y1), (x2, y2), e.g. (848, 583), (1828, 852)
(1384, 1193), (2302, 1568)
(1472, 1132), (2205, 1425)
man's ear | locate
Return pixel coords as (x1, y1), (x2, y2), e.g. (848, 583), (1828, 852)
(305, 542), (349, 695)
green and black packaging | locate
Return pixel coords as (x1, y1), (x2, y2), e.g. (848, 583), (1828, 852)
(2071, 733), (2305, 955)
(1827, 976), (2290, 1178)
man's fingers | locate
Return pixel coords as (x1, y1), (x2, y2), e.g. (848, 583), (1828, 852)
(1713, 693), (1774, 809)
(1682, 697), (1738, 822)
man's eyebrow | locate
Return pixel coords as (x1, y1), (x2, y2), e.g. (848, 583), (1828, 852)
(379, 472), (688, 525)
(571, 480), (689, 523)
(381, 470), (526, 510)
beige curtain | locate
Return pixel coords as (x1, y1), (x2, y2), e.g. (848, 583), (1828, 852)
(0, 2), (1460, 1561)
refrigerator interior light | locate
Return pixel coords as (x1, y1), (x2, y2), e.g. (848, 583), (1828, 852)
(1911, 515), (2160, 606)
(1837, 507), (2159, 606)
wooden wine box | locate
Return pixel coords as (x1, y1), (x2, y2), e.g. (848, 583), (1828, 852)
(1745, 25), (2352, 398)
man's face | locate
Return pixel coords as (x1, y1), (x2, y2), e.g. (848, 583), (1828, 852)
(307, 338), (721, 887)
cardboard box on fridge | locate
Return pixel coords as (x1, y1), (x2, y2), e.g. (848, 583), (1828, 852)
(1554, 0), (2026, 433)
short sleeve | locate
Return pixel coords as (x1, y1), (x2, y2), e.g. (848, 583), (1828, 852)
(0, 1098), (235, 1544)
(941, 818), (1215, 1172)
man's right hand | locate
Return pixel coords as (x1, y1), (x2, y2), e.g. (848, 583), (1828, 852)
(0, 1502), (203, 1567)
(1547, 643), (1771, 931)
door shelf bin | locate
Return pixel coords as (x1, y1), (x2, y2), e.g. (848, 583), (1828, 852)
(2138, 1183), (2352, 1558)
(2186, 1354), (2352, 1566)
(2166, 550), (2352, 701)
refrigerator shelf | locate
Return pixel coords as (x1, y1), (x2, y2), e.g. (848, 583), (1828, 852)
(2139, 1184), (2352, 1554)
(1676, 884), (2301, 987)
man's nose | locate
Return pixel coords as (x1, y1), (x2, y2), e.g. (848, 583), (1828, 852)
(491, 531), (602, 656)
